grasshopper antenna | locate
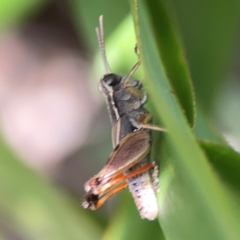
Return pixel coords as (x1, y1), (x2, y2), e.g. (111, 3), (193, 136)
(96, 15), (112, 74)
(124, 45), (141, 87)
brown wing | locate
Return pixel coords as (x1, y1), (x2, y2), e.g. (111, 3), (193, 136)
(98, 130), (150, 179)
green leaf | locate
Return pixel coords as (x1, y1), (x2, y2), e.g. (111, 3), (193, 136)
(167, 0), (240, 110)
(102, 192), (166, 240)
(130, 0), (240, 239)
(194, 106), (224, 143)
(0, 136), (102, 240)
(200, 140), (240, 200)
(135, 0), (195, 126)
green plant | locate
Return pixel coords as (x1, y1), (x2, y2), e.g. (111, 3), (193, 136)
(1, 0), (240, 239)
(130, 1), (240, 239)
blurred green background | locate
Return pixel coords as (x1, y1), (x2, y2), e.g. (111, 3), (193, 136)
(0, 0), (240, 239)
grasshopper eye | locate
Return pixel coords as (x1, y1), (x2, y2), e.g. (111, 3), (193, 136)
(103, 73), (121, 86)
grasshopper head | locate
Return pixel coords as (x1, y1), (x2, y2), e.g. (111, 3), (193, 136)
(99, 73), (123, 94)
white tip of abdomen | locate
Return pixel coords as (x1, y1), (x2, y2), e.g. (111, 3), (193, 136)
(127, 164), (159, 220)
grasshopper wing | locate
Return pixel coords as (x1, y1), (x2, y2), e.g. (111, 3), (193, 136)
(99, 130), (151, 179)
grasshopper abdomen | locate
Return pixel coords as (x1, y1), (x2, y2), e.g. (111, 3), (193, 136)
(127, 161), (159, 220)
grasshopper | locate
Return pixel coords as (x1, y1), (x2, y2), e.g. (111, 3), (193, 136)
(82, 16), (165, 220)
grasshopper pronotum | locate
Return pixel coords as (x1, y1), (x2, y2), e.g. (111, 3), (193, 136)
(82, 16), (165, 220)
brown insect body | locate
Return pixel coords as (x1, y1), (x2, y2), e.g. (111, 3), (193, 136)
(82, 15), (164, 220)
(84, 130), (151, 195)
(99, 74), (159, 220)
